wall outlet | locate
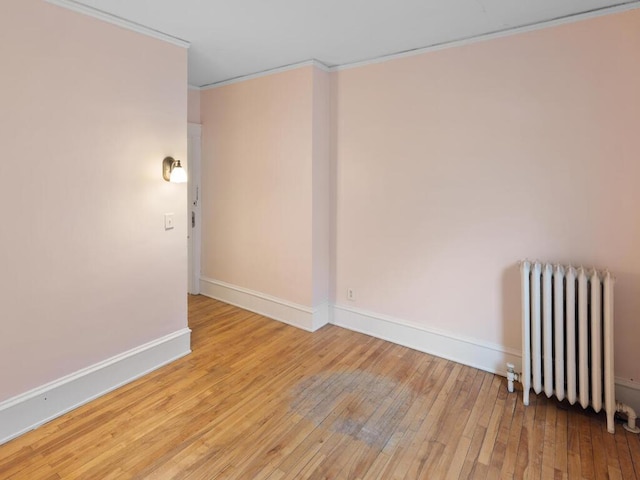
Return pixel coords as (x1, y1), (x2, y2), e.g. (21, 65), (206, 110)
(347, 288), (356, 301)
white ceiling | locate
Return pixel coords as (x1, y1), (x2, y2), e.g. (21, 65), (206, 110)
(70, 0), (639, 87)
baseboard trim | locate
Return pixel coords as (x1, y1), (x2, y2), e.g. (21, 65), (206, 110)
(312, 303), (330, 331)
(199, 277), (327, 332)
(0, 328), (191, 445)
(332, 304), (521, 376)
(615, 377), (640, 415)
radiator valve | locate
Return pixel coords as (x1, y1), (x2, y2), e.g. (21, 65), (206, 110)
(506, 363), (520, 393)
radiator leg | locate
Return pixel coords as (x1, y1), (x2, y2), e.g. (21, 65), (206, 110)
(617, 403), (640, 434)
(607, 411), (615, 435)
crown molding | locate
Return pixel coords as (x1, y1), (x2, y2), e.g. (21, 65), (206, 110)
(333, 1), (640, 72)
(47, 0), (640, 85)
(200, 59), (330, 90)
(45, 0), (190, 49)
(198, 2), (640, 86)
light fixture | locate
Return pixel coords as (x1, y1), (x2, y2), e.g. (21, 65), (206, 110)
(162, 156), (187, 183)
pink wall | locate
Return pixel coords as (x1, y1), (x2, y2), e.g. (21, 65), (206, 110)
(0, 0), (188, 402)
(188, 87), (201, 124)
(200, 66), (331, 310)
(200, 67), (315, 306)
(333, 9), (640, 382)
(196, 9), (640, 386)
(312, 68), (331, 306)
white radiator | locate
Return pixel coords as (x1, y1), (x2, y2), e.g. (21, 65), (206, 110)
(508, 260), (638, 434)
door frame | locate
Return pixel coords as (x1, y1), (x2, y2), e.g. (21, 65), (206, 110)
(187, 122), (202, 295)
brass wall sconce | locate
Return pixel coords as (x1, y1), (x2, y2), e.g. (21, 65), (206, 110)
(162, 156), (187, 183)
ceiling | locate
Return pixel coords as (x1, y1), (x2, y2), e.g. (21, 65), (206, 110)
(70, 0), (639, 87)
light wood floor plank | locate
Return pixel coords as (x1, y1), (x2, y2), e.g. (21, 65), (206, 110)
(579, 408), (596, 480)
(615, 427), (637, 480)
(486, 382), (517, 480)
(541, 398), (558, 480)
(500, 387), (525, 479)
(627, 431), (640, 478)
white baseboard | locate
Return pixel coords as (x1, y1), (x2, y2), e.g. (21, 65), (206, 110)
(332, 304), (521, 376)
(0, 328), (191, 445)
(615, 377), (640, 416)
(312, 302), (330, 331)
(199, 277), (328, 332)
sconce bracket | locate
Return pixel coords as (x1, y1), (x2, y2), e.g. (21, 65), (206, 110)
(162, 156), (176, 182)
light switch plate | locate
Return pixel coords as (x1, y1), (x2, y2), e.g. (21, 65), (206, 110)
(164, 213), (174, 230)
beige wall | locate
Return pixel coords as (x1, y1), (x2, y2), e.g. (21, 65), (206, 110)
(0, 0), (188, 402)
(333, 9), (640, 382)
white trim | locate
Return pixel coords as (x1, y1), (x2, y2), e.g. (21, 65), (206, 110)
(187, 2), (640, 88)
(187, 123), (202, 295)
(312, 60), (331, 73)
(332, 2), (640, 73)
(199, 277), (327, 332)
(615, 377), (640, 415)
(332, 304), (521, 376)
(44, 0), (190, 48)
(312, 303), (330, 331)
(45, 0), (640, 84)
(187, 123), (202, 136)
(200, 60), (330, 90)
(188, 84), (201, 91)
(0, 328), (191, 445)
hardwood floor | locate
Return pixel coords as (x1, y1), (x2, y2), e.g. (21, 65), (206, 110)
(1, 295), (639, 479)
